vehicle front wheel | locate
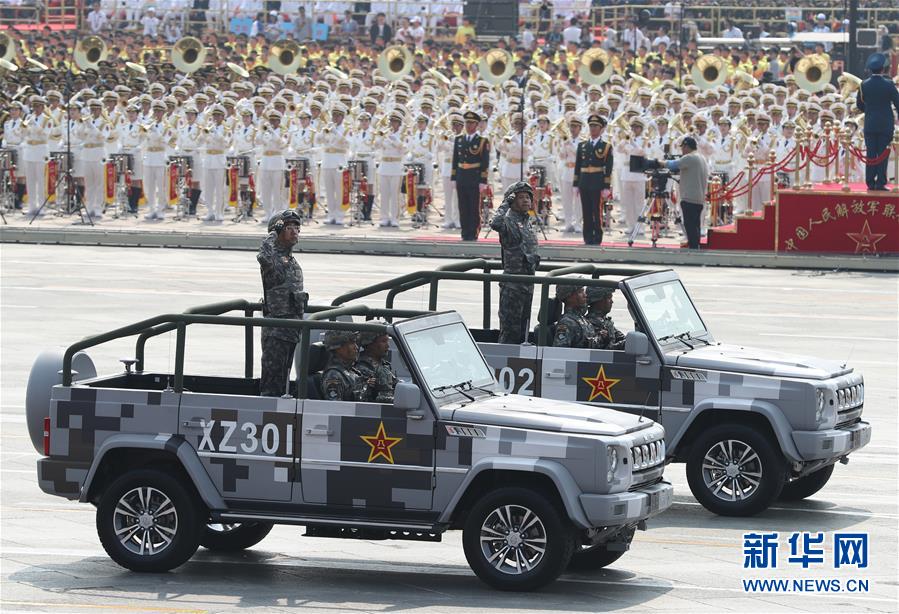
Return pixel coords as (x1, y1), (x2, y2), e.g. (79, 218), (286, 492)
(779, 464), (835, 501)
(200, 522), (274, 551)
(462, 486), (575, 591)
(686, 424), (786, 517)
(96, 469), (204, 572)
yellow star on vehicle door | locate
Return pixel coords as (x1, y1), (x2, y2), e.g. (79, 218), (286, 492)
(360, 421), (403, 464)
(582, 365), (620, 403)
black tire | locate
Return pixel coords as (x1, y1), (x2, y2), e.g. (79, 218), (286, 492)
(462, 486), (575, 591)
(568, 544), (626, 571)
(779, 464), (835, 501)
(200, 522), (274, 551)
(96, 469), (204, 572)
(686, 423), (786, 517)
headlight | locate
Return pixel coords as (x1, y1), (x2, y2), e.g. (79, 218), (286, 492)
(607, 447), (618, 482)
(815, 389), (826, 423)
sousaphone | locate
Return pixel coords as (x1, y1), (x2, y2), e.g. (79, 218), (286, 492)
(478, 48), (514, 85)
(268, 39), (302, 75)
(74, 36), (108, 71)
(171, 36), (206, 74)
(691, 54), (727, 91)
(0, 32), (15, 63)
(578, 48), (612, 85)
(795, 54), (832, 94)
(378, 45), (413, 82)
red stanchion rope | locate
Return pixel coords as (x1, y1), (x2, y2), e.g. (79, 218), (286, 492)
(848, 144), (892, 166)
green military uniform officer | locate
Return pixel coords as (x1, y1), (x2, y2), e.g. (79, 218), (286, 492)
(552, 284), (598, 348)
(356, 326), (399, 403)
(585, 287), (626, 350)
(574, 114), (614, 246)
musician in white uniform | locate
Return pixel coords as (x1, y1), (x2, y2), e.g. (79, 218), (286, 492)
(1, 102), (26, 210)
(348, 111), (376, 220)
(142, 100), (171, 220)
(202, 105), (230, 222)
(21, 96), (52, 217)
(528, 115), (556, 188)
(174, 105), (204, 216)
(497, 113), (529, 193)
(377, 110), (406, 228)
(437, 113), (463, 229)
(316, 102), (351, 225)
(406, 114), (435, 188)
(256, 109), (289, 224)
(116, 104), (144, 213)
(557, 114), (583, 233)
(619, 116), (650, 237)
(80, 99), (108, 218)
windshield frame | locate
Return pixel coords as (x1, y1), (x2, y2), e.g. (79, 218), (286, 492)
(625, 273), (712, 350)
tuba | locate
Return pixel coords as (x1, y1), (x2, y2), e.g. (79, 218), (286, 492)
(795, 54), (831, 94)
(578, 48), (612, 85)
(75, 36), (108, 71)
(691, 54), (727, 91)
(838, 72), (862, 98)
(478, 48), (514, 85)
(0, 57), (17, 78)
(171, 36), (206, 74)
(0, 32), (15, 62)
(733, 70), (758, 92)
(268, 39), (302, 75)
(378, 45), (413, 82)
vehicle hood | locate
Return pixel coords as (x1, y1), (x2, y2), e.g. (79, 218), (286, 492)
(674, 343), (852, 380)
(445, 394), (656, 437)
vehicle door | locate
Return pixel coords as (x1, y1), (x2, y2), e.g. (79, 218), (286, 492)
(300, 339), (435, 510)
(478, 343), (541, 397)
(179, 392), (297, 501)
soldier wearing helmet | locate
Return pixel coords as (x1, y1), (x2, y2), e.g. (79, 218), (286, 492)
(552, 284), (598, 349)
(585, 287), (626, 350)
(258, 210), (306, 396)
(356, 326), (398, 403)
(321, 330), (370, 402)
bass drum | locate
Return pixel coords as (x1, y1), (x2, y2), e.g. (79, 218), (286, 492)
(25, 349), (97, 453)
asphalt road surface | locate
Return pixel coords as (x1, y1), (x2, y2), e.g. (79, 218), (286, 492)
(1, 244), (897, 613)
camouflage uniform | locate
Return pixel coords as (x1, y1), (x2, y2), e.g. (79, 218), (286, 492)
(585, 287), (625, 350)
(553, 285), (598, 348)
(322, 357), (370, 401)
(490, 182), (539, 344)
(356, 354), (398, 403)
(258, 230), (306, 396)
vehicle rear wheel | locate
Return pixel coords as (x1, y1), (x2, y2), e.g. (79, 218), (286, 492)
(462, 487), (575, 591)
(779, 464), (835, 501)
(96, 469), (203, 572)
(200, 522), (274, 551)
(686, 424), (785, 517)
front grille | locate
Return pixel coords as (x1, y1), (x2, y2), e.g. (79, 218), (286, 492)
(631, 439), (665, 471)
(836, 383), (864, 411)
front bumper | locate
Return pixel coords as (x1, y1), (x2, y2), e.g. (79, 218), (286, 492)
(579, 480), (673, 527)
(791, 420), (871, 461)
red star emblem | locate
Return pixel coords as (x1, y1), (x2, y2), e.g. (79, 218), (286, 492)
(581, 365), (621, 403)
(360, 421), (403, 464)
(846, 220), (887, 254)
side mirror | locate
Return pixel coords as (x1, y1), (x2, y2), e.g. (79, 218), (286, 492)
(393, 382), (422, 410)
(624, 331), (649, 356)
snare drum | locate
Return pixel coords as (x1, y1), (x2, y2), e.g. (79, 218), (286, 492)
(0, 148), (17, 170)
(227, 155), (250, 177)
(167, 155), (193, 171)
(49, 151), (74, 174)
(347, 159), (369, 182)
(528, 165), (546, 187)
(403, 162), (424, 185)
(110, 153), (134, 175)
(285, 158), (309, 178)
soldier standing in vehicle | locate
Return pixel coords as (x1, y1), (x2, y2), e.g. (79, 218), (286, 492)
(321, 330), (371, 401)
(490, 181), (540, 344)
(552, 285), (598, 348)
(356, 328), (398, 403)
(258, 210), (306, 397)
(585, 287), (626, 350)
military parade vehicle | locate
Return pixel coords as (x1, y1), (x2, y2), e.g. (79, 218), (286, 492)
(25, 301), (671, 591)
(331, 259), (872, 517)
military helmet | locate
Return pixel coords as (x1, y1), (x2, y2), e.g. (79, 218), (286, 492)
(358, 322), (388, 348)
(556, 284), (582, 302)
(268, 209), (303, 234)
(323, 329), (359, 350)
(586, 286), (614, 303)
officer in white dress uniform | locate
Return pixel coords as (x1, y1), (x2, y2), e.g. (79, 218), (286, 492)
(317, 102), (351, 225)
(142, 100), (171, 220)
(80, 99), (108, 218)
(557, 114), (584, 233)
(377, 110), (406, 227)
(117, 105), (144, 212)
(202, 105), (230, 222)
(436, 113), (463, 229)
(619, 116), (650, 235)
(21, 96), (51, 217)
(497, 113), (529, 193)
(256, 109), (289, 224)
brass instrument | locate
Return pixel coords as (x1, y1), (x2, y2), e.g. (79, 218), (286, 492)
(227, 61), (249, 79)
(426, 67), (451, 86)
(268, 39), (302, 75)
(378, 45), (413, 82)
(795, 54), (831, 94)
(0, 32), (15, 62)
(627, 72), (654, 100)
(838, 72), (862, 98)
(691, 55), (727, 91)
(75, 36), (108, 71)
(478, 48), (514, 85)
(125, 61), (147, 75)
(549, 116), (571, 141)
(529, 65), (552, 84)
(26, 57), (49, 71)
(733, 70), (758, 92)
(171, 36), (206, 74)
(0, 57), (17, 78)
(578, 48), (612, 85)
(324, 66), (349, 80)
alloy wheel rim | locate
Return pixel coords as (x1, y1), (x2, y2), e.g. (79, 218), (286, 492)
(701, 439), (763, 502)
(113, 486), (178, 556)
(479, 504), (547, 575)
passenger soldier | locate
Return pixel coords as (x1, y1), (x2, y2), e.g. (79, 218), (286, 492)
(321, 330), (371, 401)
(258, 210), (307, 397)
(356, 327), (399, 403)
(491, 181), (540, 344)
(585, 287), (626, 350)
(552, 284), (598, 348)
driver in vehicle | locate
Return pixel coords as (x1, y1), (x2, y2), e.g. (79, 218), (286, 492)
(321, 330), (371, 401)
(552, 284), (599, 349)
(356, 327), (399, 403)
(585, 287), (626, 350)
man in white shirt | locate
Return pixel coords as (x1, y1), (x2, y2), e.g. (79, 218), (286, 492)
(87, 2), (108, 33)
(651, 26), (671, 51)
(812, 14), (832, 52)
(562, 17), (581, 47)
(722, 19), (743, 39)
(621, 20), (649, 51)
(141, 7), (160, 36)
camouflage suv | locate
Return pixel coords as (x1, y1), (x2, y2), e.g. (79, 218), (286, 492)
(26, 304), (671, 591)
(330, 261), (873, 517)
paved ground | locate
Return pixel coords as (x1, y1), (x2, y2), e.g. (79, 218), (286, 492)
(1, 244), (897, 613)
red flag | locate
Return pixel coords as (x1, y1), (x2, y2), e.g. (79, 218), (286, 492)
(46, 159), (58, 202)
(341, 168), (351, 211)
(168, 163), (180, 205)
(405, 169), (417, 215)
(288, 166), (299, 208)
(104, 161), (116, 204)
(227, 165), (239, 206)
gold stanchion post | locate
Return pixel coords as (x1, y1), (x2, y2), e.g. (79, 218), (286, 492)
(803, 130), (813, 189)
(768, 150), (777, 206)
(794, 127), (804, 190)
(823, 121), (832, 184)
(841, 128), (852, 193)
(746, 150), (756, 213)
